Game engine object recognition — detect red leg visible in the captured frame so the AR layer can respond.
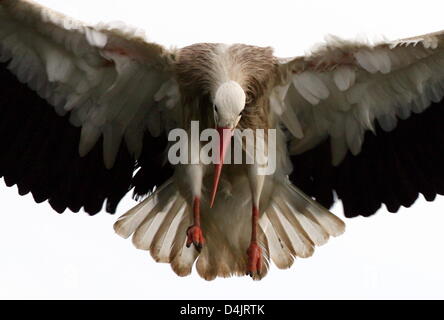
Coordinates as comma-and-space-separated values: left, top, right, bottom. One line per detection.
246, 205, 262, 277
186, 196, 205, 251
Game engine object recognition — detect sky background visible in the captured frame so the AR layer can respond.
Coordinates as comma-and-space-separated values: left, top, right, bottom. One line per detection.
1, 0, 444, 299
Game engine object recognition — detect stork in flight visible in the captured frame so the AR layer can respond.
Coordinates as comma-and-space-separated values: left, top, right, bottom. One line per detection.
2, 0, 444, 280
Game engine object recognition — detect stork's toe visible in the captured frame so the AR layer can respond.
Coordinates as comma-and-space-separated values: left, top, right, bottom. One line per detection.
186, 225, 205, 251
246, 242, 262, 278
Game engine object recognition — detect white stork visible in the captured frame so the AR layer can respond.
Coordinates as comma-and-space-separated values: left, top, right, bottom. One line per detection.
1, 0, 444, 280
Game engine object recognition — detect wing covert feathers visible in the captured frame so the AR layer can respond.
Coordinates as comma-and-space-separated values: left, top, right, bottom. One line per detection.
275, 31, 444, 217
0, 0, 175, 169
275, 31, 444, 165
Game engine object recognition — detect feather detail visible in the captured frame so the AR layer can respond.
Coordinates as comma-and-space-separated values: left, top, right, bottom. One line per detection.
259, 181, 345, 269
259, 214, 294, 269
114, 180, 173, 238
270, 200, 314, 257
0, 0, 174, 169
333, 66, 356, 91
114, 180, 200, 274
292, 71, 329, 105
279, 31, 444, 167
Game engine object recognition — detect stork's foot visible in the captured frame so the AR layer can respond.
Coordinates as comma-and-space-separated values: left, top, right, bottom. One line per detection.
246, 242, 262, 277
186, 225, 205, 251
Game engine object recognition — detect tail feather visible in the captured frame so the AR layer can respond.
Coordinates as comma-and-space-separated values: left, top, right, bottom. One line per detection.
112, 198, 154, 239
259, 213, 296, 269
270, 201, 315, 257
169, 219, 199, 277
282, 198, 330, 246
113, 178, 345, 280
284, 184, 345, 237
114, 179, 199, 274
256, 227, 271, 278
257, 182, 345, 271
150, 201, 187, 262
113, 181, 172, 238
132, 200, 173, 250
308, 205, 346, 237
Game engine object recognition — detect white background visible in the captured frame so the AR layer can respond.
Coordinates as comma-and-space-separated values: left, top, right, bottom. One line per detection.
1, 0, 444, 299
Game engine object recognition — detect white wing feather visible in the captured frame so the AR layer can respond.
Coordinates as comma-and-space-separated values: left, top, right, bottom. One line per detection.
274, 31, 444, 165
0, 0, 179, 168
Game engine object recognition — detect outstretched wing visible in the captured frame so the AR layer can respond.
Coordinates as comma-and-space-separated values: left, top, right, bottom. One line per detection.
0, 0, 179, 214
273, 30, 444, 217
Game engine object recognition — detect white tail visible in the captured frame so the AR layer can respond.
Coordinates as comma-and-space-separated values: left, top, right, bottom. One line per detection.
114, 180, 198, 276
113, 179, 345, 280
257, 182, 345, 274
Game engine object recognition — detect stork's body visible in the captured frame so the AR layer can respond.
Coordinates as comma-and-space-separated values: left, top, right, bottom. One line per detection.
114, 43, 344, 279
172, 43, 278, 277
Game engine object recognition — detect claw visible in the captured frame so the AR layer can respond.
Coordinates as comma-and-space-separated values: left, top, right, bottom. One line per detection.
246, 242, 262, 278
186, 225, 205, 252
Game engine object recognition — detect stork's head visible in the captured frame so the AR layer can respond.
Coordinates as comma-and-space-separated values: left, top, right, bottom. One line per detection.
213, 80, 246, 129
210, 81, 246, 207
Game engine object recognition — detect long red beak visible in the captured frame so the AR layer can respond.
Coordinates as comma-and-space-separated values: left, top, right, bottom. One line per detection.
209, 127, 233, 208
